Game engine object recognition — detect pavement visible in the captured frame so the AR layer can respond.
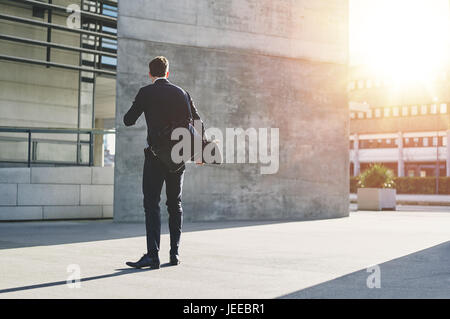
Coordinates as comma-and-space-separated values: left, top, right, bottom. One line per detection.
0, 210, 449, 298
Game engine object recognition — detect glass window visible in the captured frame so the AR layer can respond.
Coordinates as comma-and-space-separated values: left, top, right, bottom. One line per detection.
443, 137, 447, 146
404, 137, 410, 146
350, 112, 356, 119
33, 6, 45, 18
393, 107, 399, 116
366, 79, 372, 88
423, 137, 429, 147
440, 103, 447, 114
366, 109, 373, 118
375, 108, 381, 117
384, 107, 390, 117
402, 106, 408, 116
348, 81, 355, 90
357, 112, 364, 119
421, 105, 427, 115
430, 104, 437, 114
411, 105, 418, 115
420, 170, 426, 177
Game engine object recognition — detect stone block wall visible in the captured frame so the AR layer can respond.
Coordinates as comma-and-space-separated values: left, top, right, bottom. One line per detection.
0, 167, 113, 221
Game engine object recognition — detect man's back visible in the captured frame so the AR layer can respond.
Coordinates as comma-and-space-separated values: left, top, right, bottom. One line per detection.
123, 78, 203, 146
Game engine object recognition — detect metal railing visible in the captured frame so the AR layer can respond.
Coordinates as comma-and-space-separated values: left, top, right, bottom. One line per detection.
0, 0, 118, 75
0, 126, 115, 167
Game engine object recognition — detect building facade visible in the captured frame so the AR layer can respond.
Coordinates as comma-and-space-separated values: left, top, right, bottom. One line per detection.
0, 0, 117, 221
348, 65, 450, 177
0, 0, 117, 167
1, 0, 351, 222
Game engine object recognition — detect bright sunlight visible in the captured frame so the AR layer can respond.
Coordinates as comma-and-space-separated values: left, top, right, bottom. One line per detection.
350, 0, 450, 86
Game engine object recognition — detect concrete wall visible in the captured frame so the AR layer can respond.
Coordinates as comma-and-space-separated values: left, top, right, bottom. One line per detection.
0, 167, 113, 221
115, 0, 349, 222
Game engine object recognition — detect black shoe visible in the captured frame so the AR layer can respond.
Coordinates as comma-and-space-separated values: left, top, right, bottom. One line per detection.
126, 254, 160, 269
170, 254, 180, 266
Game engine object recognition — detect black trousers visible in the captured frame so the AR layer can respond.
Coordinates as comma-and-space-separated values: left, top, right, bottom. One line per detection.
143, 147, 185, 258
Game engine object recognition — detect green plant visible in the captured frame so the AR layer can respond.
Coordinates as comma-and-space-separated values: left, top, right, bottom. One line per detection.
394, 177, 450, 194
357, 164, 395, 189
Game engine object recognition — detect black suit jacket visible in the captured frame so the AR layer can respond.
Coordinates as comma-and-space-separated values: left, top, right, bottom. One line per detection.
123, 78, 204, 147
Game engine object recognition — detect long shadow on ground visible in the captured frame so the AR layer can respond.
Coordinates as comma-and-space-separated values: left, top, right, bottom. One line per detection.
278, 241, 450, 299
0, 264, 174, 294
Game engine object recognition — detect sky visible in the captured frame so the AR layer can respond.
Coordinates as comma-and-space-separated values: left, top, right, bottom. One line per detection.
349, 0, 450, 72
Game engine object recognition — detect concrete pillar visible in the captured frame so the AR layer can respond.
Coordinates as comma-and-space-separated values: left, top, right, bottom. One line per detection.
446, 130, 450, 177
94, 118, 104, 167
353, 134, 360, 176
397, 131, 404, 177
114, 0, 349, 222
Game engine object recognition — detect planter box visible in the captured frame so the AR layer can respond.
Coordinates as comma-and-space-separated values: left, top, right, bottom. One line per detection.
357, 188, 396, 211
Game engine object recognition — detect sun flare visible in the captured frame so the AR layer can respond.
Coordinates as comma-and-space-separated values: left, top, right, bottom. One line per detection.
350, 0, 450, 86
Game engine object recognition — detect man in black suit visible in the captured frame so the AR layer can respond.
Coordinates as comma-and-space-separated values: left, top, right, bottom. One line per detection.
123, 56, 204, 269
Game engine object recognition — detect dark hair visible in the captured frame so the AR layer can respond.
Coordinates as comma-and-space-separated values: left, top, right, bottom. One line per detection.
149, 56, 169, 77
